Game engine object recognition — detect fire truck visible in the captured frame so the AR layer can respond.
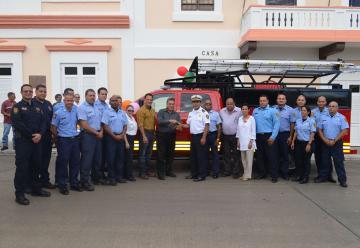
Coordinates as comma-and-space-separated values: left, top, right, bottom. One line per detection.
135, 57, 359, 156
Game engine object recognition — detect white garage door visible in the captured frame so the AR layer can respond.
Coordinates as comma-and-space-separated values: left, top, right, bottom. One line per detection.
61, 63, 98, 99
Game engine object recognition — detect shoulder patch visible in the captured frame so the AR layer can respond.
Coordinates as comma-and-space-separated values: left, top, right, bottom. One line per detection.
202, 109, 205, 113
206, 114, 209, 119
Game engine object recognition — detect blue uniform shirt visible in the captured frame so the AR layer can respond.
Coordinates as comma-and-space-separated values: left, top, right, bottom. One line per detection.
295, 117, 316, 141
208, 110, 221, 132
101, 107, 128, 134
292, 107, 302, 121
95, 99, 109, 118
51, 106, 78, 137
253, 105, 280, 140
78, 101, 102, 131
311, 107, 329, 126
318, 112, 349, 140
274, 105, 296, 132
53, 102, 64, 113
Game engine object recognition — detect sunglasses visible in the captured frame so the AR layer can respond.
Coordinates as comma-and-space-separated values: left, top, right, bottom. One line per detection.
127, 109, 134, 112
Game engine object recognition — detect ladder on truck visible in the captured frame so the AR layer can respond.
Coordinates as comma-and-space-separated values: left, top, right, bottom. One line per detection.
164, 56, 360, 89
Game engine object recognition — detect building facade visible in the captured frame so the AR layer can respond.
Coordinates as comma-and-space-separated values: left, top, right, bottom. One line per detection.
0, 0, 360, 145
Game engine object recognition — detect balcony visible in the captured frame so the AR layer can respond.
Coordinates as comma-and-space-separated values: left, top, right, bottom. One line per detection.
239, 5, 360, 59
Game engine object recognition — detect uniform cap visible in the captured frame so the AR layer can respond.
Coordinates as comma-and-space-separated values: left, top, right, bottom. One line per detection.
191, 95, 202, 101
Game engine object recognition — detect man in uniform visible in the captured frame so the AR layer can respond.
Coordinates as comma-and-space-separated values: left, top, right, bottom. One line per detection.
51, 93, 81, 195
102, 95, 128, 185
32, 84, 56, 189
53, 88, 75, 113
78, 89, 103, 191
11, 84, 51, 205
95, 87, 109, 182
311, 96, 335, 182
219, 97, 242, 178
274, 93, 295, 180
204, 98, 222, 179
183, 95, 210, 182
253, 95, 280, 183
136, 93, 156, 179
156, 97, 182, 180
316, 101, 349, 187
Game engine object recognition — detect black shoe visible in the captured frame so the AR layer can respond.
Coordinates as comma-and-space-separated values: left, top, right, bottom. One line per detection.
81, 183, 95, 191
193, 177, 206, 182
339, 182, 348, 188
99, 178, 110, 185
42, 182, 56, 189
139, 175, 149, 180
185, 175, 196, 179
328, 177, 337, 183
281, 176, 290, 181
233, 174, 240, 179
255, 175, 266, 180
1, 146, 8, 151
24, 188, 32, 194
221, 173, 230, 177
70, 185, 83, 192
127, 177, 136, 182
271, 178, 278, 183
299, 178, 309, 184
108, 180, 117, 186
117, 179, 127, 183
166, 172, 176, 177
158, 176, 165, 180
59, 188, 69, 195
314, 178, 327, 183
31, 189, 51, 197
212, 174, 219, 179
15, 195, 30, 205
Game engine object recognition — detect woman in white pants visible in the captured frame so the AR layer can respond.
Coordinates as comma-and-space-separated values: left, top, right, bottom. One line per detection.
236, 103, 256, 181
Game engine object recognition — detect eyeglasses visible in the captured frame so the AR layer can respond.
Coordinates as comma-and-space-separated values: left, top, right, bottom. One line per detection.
127, 110, 134, 112
22, 90, 32, 93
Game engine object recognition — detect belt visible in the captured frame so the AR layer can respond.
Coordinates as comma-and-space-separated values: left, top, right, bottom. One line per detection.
279, 131, 290, 133
209, 131, 218, 134
144, 129, 155, 133
257, 132, 272, 135
58, 136, 78, 139
191, 133, 203, 136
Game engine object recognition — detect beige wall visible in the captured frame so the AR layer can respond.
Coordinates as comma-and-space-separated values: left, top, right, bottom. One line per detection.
4, 38, 122, 100
42, 1, 121, 12
134, 59, 192, 99
145, 0, 243, 30
305, 0, 343, 6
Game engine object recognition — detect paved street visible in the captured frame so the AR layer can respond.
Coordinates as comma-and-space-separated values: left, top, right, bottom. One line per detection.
0, 155, 359, 248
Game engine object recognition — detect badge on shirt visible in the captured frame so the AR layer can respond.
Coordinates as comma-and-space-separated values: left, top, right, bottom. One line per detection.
13, 107, 19, 114
36, 107, 41, 113
21, 107, 27, 111
48, 106, 52, 111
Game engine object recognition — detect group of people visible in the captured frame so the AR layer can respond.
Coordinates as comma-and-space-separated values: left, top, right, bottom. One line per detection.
2, 83, 349, 206
185, 93, 349, 188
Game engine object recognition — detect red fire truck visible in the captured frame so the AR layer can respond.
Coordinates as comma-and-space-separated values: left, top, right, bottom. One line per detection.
135, 57, 358, 156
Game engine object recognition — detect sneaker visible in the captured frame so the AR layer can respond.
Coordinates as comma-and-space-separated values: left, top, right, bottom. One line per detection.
1, 146, 8, 151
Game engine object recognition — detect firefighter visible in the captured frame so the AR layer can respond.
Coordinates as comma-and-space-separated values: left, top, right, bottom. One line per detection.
183, 95, 210, 182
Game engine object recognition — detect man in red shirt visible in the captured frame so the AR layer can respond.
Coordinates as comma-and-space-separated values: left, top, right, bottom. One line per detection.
1, 92, 16, 151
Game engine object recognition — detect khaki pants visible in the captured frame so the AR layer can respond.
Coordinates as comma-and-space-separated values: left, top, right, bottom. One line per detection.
240, 150, 254, 179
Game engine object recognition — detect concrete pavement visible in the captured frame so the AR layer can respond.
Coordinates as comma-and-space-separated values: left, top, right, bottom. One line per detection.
0, 156, 359, 248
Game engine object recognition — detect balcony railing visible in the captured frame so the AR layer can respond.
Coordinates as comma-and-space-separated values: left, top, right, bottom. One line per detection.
241, 5, 360, 36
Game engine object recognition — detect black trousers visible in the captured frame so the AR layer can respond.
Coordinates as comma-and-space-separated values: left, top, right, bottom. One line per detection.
39, 130, 52, 184
294, 140, 312, 180
14, 138, 42, 196
222, 134, 241, 176
190, 133, 208, 178
276, 131, 290, 178
256, 133, 278, 179
125, 134, 135, 179
156, 132, 176, 177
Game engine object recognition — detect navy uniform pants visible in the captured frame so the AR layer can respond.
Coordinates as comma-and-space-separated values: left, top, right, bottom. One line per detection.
105, 135, 125, 181
125, 134, 135, 179
207, 131, 220, 175
55, 136, 80, 189
190, 133, 208, 178
156, 131, 176, 177
320, 140, 347, 183
314, 134, 333, 178
222, 134, 241, 176
256, 133, 278, 179
14, 138, 42, 197
39, 130, 52, 185
276, 131, 290, 178
80, 132, 102, 185
294, 140, 312, 180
